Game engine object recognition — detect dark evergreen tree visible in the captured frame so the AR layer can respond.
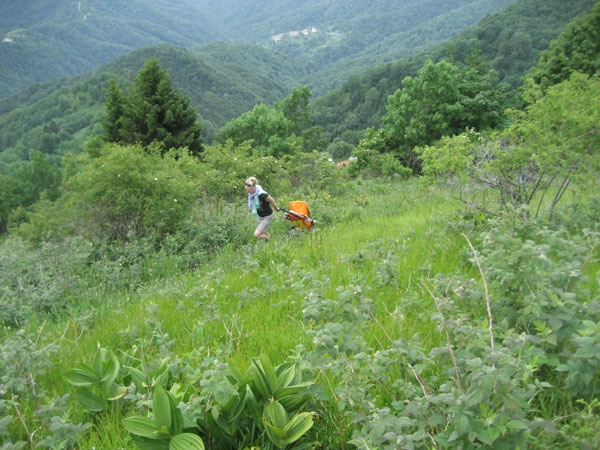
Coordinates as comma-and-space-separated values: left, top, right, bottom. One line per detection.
102, 79, 126, 143
103, 59, 203, 156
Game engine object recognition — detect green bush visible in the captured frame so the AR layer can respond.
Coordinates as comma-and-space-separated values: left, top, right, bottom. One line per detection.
284, 151, 350, 196
0, 236, 92, 326
199, 141, 288, 202
161, 201, 253, 268
350, 141, 412, 178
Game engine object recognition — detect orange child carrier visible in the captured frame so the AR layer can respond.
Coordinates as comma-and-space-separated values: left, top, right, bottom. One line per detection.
282, 201, 314, 231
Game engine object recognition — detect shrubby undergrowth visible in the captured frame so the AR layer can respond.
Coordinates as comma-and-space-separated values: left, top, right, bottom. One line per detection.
1, 178, 599, 448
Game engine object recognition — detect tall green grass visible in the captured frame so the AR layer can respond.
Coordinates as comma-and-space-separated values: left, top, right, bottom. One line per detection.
28, 179, 466, 447
11, 177, 598, 448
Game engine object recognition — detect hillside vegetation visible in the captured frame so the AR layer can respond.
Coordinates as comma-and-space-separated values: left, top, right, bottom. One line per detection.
0, 0, 222, 98
1, 2, 599, 449
226, 0, 516, 95
0, 43, 301, 171
0, 0, 513, 99
1, 0, 594, 177
311, 0, 598, 143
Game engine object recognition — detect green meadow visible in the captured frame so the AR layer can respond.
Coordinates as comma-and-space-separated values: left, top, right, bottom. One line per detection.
3, 176, 598, 449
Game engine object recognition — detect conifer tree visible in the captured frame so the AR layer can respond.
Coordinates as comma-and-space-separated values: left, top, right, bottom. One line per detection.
103, 79, 126, 143
102, 59, 203, 156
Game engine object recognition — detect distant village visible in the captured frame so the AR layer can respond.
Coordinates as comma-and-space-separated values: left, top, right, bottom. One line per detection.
270, 26, 319, 42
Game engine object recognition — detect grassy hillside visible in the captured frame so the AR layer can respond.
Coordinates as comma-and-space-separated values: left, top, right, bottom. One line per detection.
2, 176, 599, 448
0, 180, 471, 448
51, 180, 463, 448
1, 1, 599, 446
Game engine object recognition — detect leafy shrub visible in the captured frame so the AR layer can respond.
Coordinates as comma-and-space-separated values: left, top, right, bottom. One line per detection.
0, 236, 92, 327
350, 142, 412, 178
552, 195, 600, 234
122, 385, 205, 450
61, 143, 203, 241
284, 151, 350, 196
1, 330, 89, 448
64, 346, 128, 413
161, 201, 253, 268
417, 73, 600, 220
63, 345, 317, 450
471, 217, 600, 399
199, 140, 288, 202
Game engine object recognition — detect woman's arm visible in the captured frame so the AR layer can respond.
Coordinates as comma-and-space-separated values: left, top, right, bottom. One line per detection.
266, 195, 280, 211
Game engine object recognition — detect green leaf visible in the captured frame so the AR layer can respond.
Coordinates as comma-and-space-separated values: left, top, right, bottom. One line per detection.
131, 435, 170, 450
101, 350, 121, 389
264, 420, 286, 442
476, 429, 495, 446
152, 385, 172, 432
507, 420, 528, 430
250, 359, 270, 400
276, 363, 296, 388
227, 363, 244, 384
245, 385, 262, 422
168, 387, 183, 435
230, 391, 247, 421
277, 393, 308, 412
93, 347, 104, 377
107, 385, 129, 401
275, 382, 312, 399
123, 416, 168, 439
76, 388, 106, 412
264, 400, 288, 430
64, 367, 98, 387
126, 366, 147, 391
260, 354, 279, 394
282, 412, 314, 445
169, 433, 205, 450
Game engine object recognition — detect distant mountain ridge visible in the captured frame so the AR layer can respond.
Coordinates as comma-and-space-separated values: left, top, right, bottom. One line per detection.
0, 0, 221, 98
1, 0, 597, 168
1, 0, 515, 99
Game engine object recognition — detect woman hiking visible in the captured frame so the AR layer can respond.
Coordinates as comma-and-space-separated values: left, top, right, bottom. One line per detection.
244, 177, 280, 242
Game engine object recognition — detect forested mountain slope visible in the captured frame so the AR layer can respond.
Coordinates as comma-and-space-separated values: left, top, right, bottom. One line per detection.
1, 0, 596, 170
0, 0, 221, 98
260, 0, 516, 95
311, 0, 598, 142
0, 43, 301, 170
1, 0, 513, 99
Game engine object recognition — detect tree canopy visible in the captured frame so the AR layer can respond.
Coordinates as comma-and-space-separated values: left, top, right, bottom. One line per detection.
355, 56, 505, 171
417, 72, 600, 218
528, 2, 600, 92
102, 59, 204, 156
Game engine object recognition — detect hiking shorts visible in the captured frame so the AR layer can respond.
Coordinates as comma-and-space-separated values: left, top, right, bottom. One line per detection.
256, 213, 274, 233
